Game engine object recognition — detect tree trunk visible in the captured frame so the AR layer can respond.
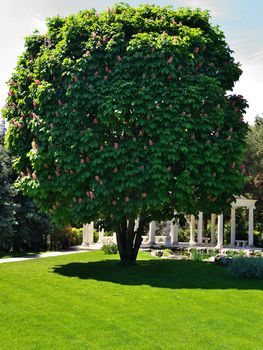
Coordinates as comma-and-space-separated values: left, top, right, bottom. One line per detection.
116, 211, 146, 264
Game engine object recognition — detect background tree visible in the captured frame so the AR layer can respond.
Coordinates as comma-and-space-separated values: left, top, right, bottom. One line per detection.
0, 119, 52, 252
2, 4, 248, 263
0, 136, 17, 249
244, 116, 263, 237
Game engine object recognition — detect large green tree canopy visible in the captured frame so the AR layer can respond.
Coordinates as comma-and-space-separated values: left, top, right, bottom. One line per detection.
3, 4, 248, 262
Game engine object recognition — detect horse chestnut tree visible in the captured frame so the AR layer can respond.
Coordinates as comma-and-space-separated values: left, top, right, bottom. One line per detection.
3, 4, 248, 263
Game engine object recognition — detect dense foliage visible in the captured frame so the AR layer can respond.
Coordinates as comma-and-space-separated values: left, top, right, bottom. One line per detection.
244, 116, 263, 233
0, 126, 52, 252
0, 138, 17, 248
2, 4, 248, 262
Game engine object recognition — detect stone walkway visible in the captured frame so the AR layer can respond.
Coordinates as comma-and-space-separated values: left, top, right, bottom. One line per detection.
0, 244, 102, 264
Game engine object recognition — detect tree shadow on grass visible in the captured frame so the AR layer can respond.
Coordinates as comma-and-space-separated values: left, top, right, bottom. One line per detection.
52, 259, 263, 290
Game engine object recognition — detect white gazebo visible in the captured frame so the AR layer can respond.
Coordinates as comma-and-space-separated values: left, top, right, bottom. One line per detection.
82, 196, 257, 249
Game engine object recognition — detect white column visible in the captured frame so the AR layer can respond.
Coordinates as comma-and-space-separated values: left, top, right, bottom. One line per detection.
197, 212, 203, 244
98, 228, 104, 244
230, 207, 236, 246
89, 221, 94, 244
82, 222, 94, 245
171, 222, 179, 246
134, 217, 140, 231
148, 221, 156, 245
248, 206, 254, 247
82, 223, 89, 245
216, 214, 224, 248
112, 232, 117, 244
165, 221, 172, 247
189, 215, 196, 245
211, 214, 216, 246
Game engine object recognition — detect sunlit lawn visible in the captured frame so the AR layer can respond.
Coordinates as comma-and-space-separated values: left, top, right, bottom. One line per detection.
0, 250, 262, 350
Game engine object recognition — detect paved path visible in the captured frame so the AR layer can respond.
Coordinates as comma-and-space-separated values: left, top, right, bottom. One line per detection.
0, 244, 102, 264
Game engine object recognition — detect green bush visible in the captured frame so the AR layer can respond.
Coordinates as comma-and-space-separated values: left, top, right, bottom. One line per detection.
191, 250, 204, 261
50, 226, 83, 250
102, 243, 118, 255
228, 257, 263, 279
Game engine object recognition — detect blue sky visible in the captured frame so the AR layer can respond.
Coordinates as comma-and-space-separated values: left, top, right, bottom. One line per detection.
1, 0, 262, 124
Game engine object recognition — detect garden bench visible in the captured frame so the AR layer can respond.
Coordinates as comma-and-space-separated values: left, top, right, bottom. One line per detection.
202, 237, 210, 245
235, 240, 248, 248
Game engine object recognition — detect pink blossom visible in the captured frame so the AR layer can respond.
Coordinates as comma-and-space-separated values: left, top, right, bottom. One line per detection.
173, 36, 178, 43
80, 158, 85, 164
93, 118, 98, 124
138, 130, 143, 136
91, 32, 97, 39
104, 75, 108, 81
112, 200, 117, 206
167, 166, 172, 172
33, 100, 37, 107
114, 143, 118, 150
142, 192, 147, 198
32, 173, 37, 180
194, 47, 200, 54
95, 175, 100, 182
20, 171, 25, 178
117, 55, 122, 62
78, 198, 83, 203
149, 139, 153, 146
140, 165, 144, 170
50, 123, 54, 129
35, 80, 41, 85
125, 196, 129, 202
55, 111, 59, 117
167, 56, 173, 64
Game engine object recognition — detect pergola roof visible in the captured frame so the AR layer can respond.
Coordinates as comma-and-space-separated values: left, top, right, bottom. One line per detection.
232, 195, 257, 209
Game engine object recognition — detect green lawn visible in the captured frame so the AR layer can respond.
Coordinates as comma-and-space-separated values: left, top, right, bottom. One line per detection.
0, 251, 263, 350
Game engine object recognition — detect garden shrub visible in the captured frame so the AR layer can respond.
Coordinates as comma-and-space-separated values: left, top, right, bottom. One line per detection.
102, 243, 118, 255
228, 257, 263, 279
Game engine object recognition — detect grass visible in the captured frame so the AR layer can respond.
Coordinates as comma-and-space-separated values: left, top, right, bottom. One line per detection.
0, 250, 263, 350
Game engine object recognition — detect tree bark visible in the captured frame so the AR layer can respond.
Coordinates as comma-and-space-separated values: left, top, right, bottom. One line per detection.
116, 210, 146, 264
